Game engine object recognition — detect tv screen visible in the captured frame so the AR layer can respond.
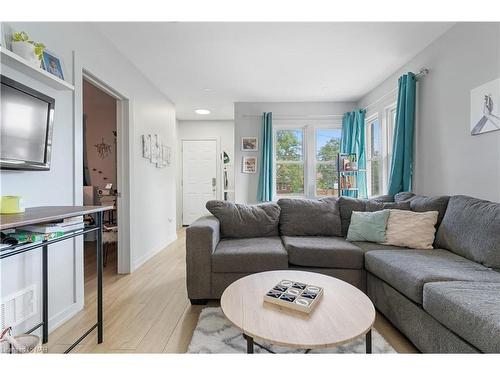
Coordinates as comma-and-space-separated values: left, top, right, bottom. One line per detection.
1, 75, 55, 170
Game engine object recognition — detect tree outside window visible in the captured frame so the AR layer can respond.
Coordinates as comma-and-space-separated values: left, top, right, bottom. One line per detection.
275, 129, 304, 195
316, 129, 341, 196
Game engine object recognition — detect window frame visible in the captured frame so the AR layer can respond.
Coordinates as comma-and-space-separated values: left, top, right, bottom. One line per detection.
272, 121, 342, 200
273, 126, 307, 199
313, 127, 342, 197
365, 113, 382, 198
384, 103, 397, 190
363, 102, 398, 198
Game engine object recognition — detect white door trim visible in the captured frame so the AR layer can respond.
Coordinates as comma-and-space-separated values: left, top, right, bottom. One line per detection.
80, 68, 132, 275
179, 137, 221, 225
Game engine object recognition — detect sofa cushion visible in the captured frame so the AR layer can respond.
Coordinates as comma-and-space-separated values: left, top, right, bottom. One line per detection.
282, 236, 364, 269
423, 281, 500, 353
365, 249, 500, 304
371, 194, 395, 203
277, 197, 342, 237
212, 237, 288, 273
352, 241, 410, 252
206, 200, 280, 238
435, 195, 500, 269
394, 192, 416, 202
339, 197, 367, 237
394, 192, 450, 227
365, 200, 410, 212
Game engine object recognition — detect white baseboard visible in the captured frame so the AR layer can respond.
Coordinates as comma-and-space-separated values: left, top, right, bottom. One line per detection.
48, 301, 84, 333
132, 233, 178, 271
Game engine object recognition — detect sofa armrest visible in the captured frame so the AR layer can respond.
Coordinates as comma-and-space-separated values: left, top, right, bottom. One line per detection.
186, 215, 220, 299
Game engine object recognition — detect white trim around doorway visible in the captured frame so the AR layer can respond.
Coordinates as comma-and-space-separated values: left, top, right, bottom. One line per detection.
72, 52, 133, 276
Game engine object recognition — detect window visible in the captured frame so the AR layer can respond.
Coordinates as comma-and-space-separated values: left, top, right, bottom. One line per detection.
366, 116, 382, 197
273, 124, 342, 199
275, 129, 305, 196
386, 105, 397, 173
315, 129, 341, 196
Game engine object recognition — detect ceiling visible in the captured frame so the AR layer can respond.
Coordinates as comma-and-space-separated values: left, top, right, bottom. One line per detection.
97, 22, 454, 120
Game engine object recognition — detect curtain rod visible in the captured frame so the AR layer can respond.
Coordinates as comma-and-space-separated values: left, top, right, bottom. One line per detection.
362, 68, 429, 111
241, 68, 430, 118
241, 114, 344, 119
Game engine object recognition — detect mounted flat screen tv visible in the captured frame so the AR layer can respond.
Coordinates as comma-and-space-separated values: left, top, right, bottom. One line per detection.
1, 75, 55, 170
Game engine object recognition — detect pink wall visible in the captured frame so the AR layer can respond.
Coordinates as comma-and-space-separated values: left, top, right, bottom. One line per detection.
83, 80, 117, 190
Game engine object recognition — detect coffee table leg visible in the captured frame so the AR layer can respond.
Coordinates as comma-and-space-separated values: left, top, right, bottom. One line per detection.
243, 334, 254, 354
366, 330, 372, 354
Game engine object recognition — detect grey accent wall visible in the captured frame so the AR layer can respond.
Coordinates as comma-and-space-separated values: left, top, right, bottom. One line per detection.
234, 102, 355, 203
357, 22, 500, 202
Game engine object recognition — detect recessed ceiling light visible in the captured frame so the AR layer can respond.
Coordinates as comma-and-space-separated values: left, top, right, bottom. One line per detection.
203, 88, 213, 92
195, 109, 211, 115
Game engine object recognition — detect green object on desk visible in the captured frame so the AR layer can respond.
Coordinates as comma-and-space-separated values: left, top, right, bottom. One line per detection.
10, 230, 65, 243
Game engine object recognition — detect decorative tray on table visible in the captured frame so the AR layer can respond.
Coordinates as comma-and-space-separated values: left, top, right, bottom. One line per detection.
263, 280, 323, 313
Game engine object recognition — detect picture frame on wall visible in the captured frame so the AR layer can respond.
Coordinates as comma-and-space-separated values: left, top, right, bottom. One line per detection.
156, 143, 164, 168
242, 156, 257, 174
151, 134, 160, 163
142, 134, 151, 159
41, 50, 65, 80
470, 77, 500, 136
163, 145, 171, 166
241, 137, 258, 151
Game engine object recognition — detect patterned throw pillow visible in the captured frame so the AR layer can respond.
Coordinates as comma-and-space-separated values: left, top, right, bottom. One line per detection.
383, 209, 439, 249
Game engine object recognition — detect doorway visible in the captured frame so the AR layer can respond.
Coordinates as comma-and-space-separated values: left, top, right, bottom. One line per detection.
82, 79, 119, 280
182, 139, 218, 225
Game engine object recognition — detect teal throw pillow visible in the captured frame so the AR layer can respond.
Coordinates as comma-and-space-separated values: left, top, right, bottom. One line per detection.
346, 210, 390, 243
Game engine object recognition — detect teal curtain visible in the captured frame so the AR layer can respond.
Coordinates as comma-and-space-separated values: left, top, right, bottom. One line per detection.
341, 110, 367, 198
257, 112, 273, 201
388, 73, 416, 195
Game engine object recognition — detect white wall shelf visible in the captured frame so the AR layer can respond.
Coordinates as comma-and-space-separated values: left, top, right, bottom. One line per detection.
1, 47, 74, 91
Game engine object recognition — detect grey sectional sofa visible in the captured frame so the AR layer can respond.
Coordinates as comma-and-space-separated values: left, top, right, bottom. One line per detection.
185, 193, 500, 353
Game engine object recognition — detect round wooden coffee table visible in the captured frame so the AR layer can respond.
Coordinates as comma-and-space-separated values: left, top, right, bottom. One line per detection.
220, 270, 375, 353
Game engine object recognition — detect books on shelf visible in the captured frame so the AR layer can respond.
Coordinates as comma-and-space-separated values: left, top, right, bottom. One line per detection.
20, 216, 84, 234
339, 153, 358, 172
339, 174, 358, 190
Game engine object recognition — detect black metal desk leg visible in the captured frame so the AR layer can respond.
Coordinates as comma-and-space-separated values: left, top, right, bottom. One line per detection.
243, 334, 254, 354
96, 211, 104, 344
366, 329, 372, 354
42, 242, 48, 344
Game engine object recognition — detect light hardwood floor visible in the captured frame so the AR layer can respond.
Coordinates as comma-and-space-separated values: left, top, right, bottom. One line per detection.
46, 228, 418, 353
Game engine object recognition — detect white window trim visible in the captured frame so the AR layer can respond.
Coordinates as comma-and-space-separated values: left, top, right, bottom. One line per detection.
313, 127, 342, 197
384, 103, 397, 193
273, 121, 341, 200
365, 113, 379, 198
364, 102, 398, 198
273, 125, 307, 200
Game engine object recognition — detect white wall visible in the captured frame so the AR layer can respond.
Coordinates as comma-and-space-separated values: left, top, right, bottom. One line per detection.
357, 22, 500, 202
234, 102, 355, 203
0, 22, 177, 335
176, 120, 234, 225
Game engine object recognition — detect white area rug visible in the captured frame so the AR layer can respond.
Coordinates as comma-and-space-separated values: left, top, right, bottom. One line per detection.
187, 307, 396, 354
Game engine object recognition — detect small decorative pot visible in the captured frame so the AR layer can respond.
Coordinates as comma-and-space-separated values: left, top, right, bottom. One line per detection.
11, 41, 41, 68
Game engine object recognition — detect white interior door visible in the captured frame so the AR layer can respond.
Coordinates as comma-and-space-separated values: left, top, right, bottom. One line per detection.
182, 139, 218, 225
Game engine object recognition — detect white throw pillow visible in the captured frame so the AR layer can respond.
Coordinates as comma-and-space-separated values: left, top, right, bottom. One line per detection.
383, 209, 439, 249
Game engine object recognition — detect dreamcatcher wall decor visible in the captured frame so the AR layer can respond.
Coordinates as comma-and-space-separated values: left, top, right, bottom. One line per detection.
95, 137, 112, 158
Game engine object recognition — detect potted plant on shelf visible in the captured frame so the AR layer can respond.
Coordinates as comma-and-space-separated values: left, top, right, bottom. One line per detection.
10, 31, 45, 68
